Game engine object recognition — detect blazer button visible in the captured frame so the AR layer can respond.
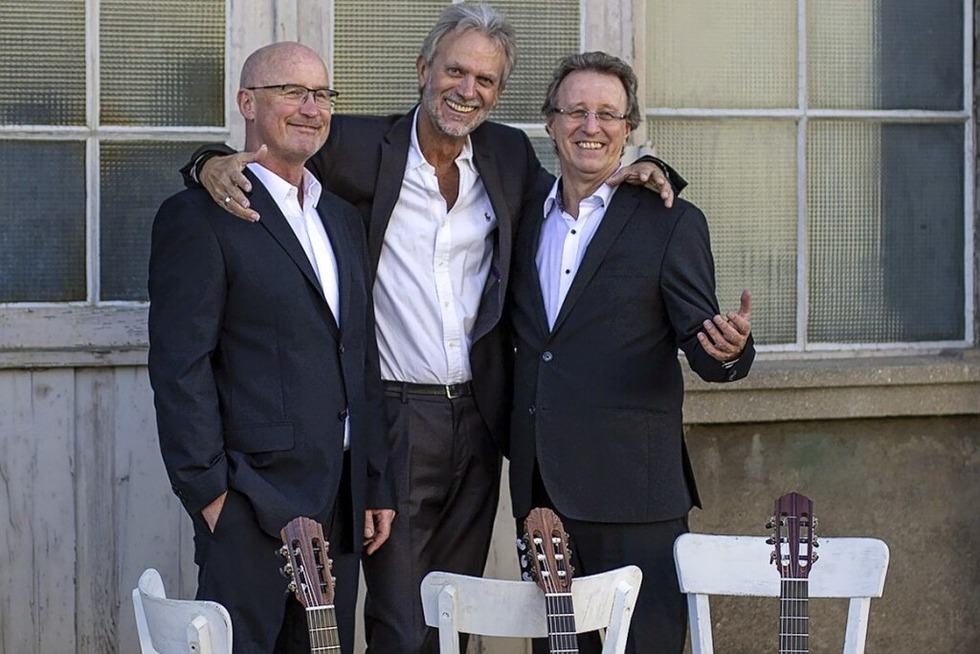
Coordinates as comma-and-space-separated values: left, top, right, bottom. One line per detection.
528, 405, 536, 415
339, 344, 346, 354
338, 408, 349, 421
541, 351, 553, 362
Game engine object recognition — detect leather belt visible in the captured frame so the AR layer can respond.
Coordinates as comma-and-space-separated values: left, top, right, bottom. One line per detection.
383, 380, 474, 399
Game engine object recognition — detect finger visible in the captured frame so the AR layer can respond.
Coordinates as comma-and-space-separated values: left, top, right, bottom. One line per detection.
697, 331, 730, 362
738, 289, 753, 318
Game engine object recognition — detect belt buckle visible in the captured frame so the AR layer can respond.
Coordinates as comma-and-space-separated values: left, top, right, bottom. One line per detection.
445, 383, 461, 400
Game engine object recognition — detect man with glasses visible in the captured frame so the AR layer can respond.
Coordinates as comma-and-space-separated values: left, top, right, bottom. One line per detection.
148, 42, 394, 654
507, 52, 754, 653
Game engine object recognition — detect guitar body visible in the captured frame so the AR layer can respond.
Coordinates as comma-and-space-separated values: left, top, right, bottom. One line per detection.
767, 492, 818, 654
280, 516, 341, 653
522, 507, 579, 654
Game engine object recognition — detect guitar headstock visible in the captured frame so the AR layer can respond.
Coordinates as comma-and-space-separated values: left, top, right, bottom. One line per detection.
519, 507, 574, 594
767, 492, 818, 579
279, 516, 335, 608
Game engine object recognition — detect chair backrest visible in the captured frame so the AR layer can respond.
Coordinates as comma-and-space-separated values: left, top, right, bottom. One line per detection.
132, 568, 233, 654
673, 534, 889, 654
420, 565, 641, 654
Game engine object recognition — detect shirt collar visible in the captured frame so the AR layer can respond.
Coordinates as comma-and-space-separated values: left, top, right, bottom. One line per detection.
247, 162, 322, 208
408, 106, 475, 171
543, 167, 620, 217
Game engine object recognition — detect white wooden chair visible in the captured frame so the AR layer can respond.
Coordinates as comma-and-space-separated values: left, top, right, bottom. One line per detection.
420, 565, 641, 654
132, 568, 233, 654
673, 534, 889, 654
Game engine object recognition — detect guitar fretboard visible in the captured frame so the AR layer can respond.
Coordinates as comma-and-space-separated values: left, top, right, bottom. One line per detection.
307, 605, 341, 653
778, 578, 809, 654
545, 592, 578, 654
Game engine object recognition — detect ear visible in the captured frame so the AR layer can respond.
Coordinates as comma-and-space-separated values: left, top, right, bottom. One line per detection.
416, 55, 428, 92
545, 115, 555, 139
237, 89, 255, 121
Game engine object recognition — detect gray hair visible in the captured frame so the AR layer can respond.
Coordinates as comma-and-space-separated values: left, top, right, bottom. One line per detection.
419, 3, 517, 88
541, 52, 641, 130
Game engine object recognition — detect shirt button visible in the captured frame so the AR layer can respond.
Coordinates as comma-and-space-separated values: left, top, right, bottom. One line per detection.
542, 351, 553, 362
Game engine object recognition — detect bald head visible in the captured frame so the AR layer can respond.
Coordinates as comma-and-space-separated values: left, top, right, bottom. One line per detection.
240, 42, 327, 88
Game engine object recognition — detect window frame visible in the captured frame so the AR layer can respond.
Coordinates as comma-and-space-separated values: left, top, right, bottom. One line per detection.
643, 0, 975, 352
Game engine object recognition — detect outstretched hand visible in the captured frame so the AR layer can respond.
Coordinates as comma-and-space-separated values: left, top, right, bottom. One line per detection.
606, 161, 674, 208
698, 290, 753, 363
200, 144, 268, 222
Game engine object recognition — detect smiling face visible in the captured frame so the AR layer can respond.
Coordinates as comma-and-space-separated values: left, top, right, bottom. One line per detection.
238, 44, 332, 178
417, 29, 505, 139
546, 69, 632, 187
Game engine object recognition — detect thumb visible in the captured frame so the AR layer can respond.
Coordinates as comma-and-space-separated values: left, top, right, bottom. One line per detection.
739, 289, 753, 318
242, 143, 268, 164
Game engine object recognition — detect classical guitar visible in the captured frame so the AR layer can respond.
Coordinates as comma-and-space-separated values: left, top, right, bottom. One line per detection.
767, 492, 819, 654
520, 507, 578, 654
280, 516, 340, 653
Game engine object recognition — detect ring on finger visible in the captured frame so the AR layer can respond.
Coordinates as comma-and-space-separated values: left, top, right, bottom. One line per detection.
223, 196, 232, 205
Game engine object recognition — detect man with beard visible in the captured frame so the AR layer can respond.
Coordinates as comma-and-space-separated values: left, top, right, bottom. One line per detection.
182, 5, 679, 652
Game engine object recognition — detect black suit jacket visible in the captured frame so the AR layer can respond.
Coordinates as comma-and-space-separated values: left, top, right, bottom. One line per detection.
508, 185, 755, 523
148, 169, 393, 546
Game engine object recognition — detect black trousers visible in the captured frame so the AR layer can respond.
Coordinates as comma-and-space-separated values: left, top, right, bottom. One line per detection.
193, 457, 358, 654
524, 465, 689, 654
362, 389, 501, 653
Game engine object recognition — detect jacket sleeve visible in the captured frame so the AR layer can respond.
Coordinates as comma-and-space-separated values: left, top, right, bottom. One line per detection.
660, 201, 754, 382
147, 194, 229, 516
179, 143, 237, 188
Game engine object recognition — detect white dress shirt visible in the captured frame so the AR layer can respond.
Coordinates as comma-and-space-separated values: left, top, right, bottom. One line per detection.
372, 108, 496, 384
536, 177, 618, 330
247, 162, 349, 447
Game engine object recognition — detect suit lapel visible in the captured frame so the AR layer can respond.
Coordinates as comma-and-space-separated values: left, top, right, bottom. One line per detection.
247, 169, 324, 297
471, 128, 511, 292
367, 111, 414, 270
516, 190, 551, 338
550, 185, 640, 334
314, 195, 348, 340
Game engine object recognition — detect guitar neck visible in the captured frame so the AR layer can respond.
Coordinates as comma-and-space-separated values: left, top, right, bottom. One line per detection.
307, 605, 341, 653
778, 578, 809, 654
544, 592, 579, 654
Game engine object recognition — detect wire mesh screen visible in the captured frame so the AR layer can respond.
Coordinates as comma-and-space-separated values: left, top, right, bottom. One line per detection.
0, 0, 86, 125
646, 0, 797, 109
0, 141, 87, 302
807, 121, 965, 343
332, 0, 578, 122
100, 0, 224, 126
647, 119, 799, 345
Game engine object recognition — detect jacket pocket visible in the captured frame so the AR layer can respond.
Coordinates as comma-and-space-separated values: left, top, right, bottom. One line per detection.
224, 422, 294, 454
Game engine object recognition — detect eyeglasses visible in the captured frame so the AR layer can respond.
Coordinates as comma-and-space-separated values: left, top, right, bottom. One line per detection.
552, 107, 627, 123
247, 84, 339, 110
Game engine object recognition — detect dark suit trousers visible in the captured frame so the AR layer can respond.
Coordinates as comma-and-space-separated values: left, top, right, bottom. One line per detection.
363, 389, 501, 654
194, 459, 359, 654
525, 467, 689, 654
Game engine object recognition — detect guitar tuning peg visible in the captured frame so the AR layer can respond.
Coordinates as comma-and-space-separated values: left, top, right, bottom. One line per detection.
280, 562, 294, 578
812, 517, 819, 529
765, 537, 775, 545
278, 544, 290, 558
812, 537, 820, 547
516, 537, 526, 551
765, 516, 775, 529
287, 580, 298, 593
770, 551, 777, 563
812, 552, 819, 562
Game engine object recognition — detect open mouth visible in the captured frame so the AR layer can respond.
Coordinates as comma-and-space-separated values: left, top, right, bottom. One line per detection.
446, 98, 477, 114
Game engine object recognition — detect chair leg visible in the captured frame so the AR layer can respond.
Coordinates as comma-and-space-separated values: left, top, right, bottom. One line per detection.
688, 594, 714, 654
437, 586, 462, 654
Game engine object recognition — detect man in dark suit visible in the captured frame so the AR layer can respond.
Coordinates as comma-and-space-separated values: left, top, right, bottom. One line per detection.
183, 6, 678, 653
148, 42, 394, 654
508, 52, 755, 654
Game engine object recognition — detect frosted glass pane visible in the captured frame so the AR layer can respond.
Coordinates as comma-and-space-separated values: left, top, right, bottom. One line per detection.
529, 136, 559, 178
647, 120, 798, 345
333, 1, 448, 115
100, 142, 212, 301
809, 0, 963, 110
646, 0, 797, 109
0, 142, 86, 302
100, 0, 224, 126
807, 122, 964, 343
476, 1, 578, 123
0, 0, 86, 125
333, 0, 578, 122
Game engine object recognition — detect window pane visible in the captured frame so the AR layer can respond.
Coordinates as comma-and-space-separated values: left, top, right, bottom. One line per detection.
100, 0, 224, 126
0, 142, 86, 302
529, 135, 559, 177
647, 120, 798, 345
477, 0, 578, 123
0, 0, 86, 125
646, 0, 797, 109
807, 122, 964, 342
808, 0, 963, 110
333, 0, 447, 115
100, 142, 211, 301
